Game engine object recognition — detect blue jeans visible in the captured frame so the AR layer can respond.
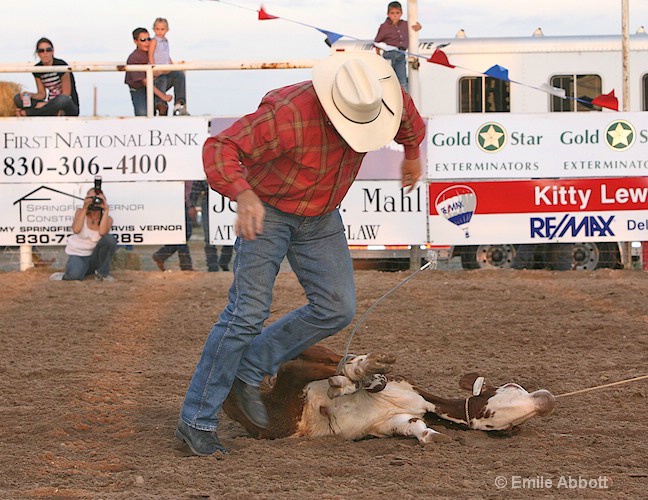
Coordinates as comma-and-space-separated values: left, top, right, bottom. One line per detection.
201, 195, 233, 271
153, 207, 193, 270
383, 50, 407, 88
204, 243, 233, 272
129, 87, 148, 116
180, 204, 356, 431
14, 93, 79, 116
154, 71, 186, 105
63, 234, 117, 280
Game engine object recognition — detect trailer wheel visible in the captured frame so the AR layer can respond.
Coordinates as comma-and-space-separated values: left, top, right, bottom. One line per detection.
573, 242, 623, 270
460, 245, 515, 269
571, 242, 600, 270
568, 242, 621, 270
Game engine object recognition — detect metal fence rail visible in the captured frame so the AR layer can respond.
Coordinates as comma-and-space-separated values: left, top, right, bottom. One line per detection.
0, 60, 318, 117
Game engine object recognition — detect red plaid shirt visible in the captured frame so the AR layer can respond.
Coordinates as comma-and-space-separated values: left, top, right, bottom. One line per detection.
203, 81, 425, 216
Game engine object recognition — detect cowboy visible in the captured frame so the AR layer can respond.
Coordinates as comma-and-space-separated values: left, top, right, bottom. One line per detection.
175, 51, 426, 456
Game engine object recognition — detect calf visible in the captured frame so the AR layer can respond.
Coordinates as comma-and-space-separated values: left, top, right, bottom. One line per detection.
223, 345, 554, 444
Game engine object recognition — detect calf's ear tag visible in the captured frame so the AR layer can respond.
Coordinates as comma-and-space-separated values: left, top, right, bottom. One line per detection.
472, 377, 484, 396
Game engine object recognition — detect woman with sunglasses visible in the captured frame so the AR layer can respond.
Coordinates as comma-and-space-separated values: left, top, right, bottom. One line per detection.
13, 37, 79, 116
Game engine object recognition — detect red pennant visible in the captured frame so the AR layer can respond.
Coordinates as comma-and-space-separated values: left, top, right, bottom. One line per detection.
427, 49, 455, 68
258, 5, 278, 20
591, 90, 619, 111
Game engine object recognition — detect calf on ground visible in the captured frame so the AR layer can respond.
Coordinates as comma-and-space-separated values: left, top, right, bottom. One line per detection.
223, 345, 555, 444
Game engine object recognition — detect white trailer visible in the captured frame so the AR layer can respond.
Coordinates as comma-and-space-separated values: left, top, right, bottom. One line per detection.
334, 33, 648, 269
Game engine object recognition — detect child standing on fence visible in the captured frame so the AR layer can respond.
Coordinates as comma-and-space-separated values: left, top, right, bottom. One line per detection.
374, 1, 422, 89
149, 17, 188, 116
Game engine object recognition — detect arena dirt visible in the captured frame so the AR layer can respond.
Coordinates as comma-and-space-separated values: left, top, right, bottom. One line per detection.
0, 268, 646, 498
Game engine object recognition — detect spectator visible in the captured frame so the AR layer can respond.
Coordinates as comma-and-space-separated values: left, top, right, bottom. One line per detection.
149, 17, 188, 116
49, 186, 116, 281
125, 28, 172, 116
191, 181, 233, 272
152, 181, 195, 271
14, 37, 79, 116
175, 51, 425, 456
374, 1, 422, 88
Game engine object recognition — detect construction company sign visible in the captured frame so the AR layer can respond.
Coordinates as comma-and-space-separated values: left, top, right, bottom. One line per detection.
0, 182, 186, 246
428, 177, 648, 245
1, 117, 208, 183
207, 181, 428, 246
427, 112, 648, 180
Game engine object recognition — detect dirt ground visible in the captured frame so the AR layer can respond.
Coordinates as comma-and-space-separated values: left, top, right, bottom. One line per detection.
1, 266, 647, 499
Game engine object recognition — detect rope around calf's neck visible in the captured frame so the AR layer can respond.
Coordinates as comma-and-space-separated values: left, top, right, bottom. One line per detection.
464, 397, 472, 429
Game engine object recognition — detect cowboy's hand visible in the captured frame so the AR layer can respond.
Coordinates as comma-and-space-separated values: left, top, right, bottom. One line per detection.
235, 189, 265, 240
401, 157, 421, 193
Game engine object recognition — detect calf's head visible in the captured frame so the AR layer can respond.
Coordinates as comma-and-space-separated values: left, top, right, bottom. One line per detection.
460, 374, 555, 431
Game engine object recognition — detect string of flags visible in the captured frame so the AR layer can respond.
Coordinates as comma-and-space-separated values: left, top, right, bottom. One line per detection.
210, 0, 619, 111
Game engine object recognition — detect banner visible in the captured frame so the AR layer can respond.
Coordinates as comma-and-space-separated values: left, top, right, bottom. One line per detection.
0, 117, 209, 183
206, 180, 428, 246
428, 177, 648, 245
427, 113, 648, 180
0, 181, 186, 246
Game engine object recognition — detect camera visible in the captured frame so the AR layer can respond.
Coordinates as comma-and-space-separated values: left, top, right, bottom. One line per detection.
88, 176, 104, 211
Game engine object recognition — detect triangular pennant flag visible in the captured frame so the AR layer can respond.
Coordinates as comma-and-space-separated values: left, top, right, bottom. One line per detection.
427, 48, 455, 68
258, 5, 278, 20
317, 29, 344, 46
484, 64, 509, 81
592, 90, 619, 111
539, 83, 566, 99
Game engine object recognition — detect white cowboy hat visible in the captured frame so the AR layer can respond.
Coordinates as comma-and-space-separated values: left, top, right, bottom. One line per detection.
312, 51, 403, 153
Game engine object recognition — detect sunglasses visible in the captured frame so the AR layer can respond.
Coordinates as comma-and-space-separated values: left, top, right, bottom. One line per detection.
138, 37, 152, 42
37, 47, 53, 53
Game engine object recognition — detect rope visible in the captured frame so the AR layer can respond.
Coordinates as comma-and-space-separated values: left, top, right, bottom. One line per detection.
336, 254, 436, 374
331, 250, 646, 398
555, 374, 648, 398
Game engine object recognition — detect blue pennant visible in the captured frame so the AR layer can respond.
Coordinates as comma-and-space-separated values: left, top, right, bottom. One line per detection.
317, 29, 344, 46
484, 64, 510, 81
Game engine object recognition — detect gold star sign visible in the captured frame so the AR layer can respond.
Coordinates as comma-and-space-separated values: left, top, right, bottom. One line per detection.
607, 123, 633, 147
479, 125, 504, 149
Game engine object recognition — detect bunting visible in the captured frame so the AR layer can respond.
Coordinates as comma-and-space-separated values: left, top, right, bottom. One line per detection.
484, 64, 509, 82
317, 29, 344, 47
592, 90, 619, 111
258, 6, 278, 20
209, 0, 618, 111
427, 48, 455, 68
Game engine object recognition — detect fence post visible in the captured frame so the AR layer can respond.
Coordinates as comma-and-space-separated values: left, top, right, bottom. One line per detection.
409, 245, 421, 270
20, 245, 34, 271
146, 67, 155, 117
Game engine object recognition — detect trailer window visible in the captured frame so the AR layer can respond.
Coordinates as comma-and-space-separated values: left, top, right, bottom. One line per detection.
459, 77, 510, 113
643, 74, 648, 111
550, 74, 602, 112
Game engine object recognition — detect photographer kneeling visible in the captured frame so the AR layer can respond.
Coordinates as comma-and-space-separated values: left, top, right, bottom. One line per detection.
50, 184, 117, 281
